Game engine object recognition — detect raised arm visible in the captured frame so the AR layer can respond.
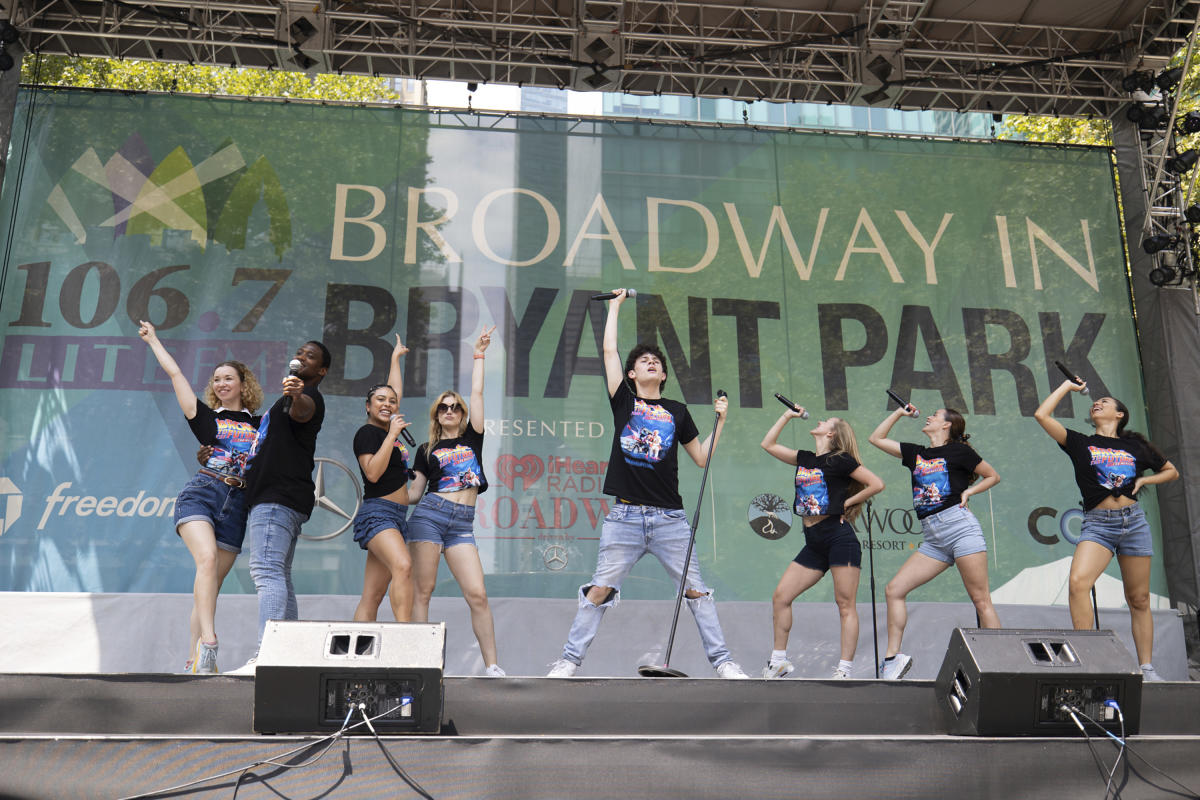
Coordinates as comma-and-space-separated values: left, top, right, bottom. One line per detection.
1033, 380, 1080, 445
138, 321, 198, 418
960, 460, 1000, 508
761, 409, 806, 465
468, 325, 495, 434
602, 289, 630, 397
387, 334, 409, 400
844, 465, 885, 510
868, 408, 911, 459
682, 394, 728, 468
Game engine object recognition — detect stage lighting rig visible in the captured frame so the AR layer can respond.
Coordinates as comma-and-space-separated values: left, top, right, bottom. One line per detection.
1127, 101, 1169, 129
1122, 70, 1156, 94
1149, 250, 1182, 286
1179, 111, 1200, 134
1156, 66, 1185, 91
0, 20, 18, 71
1142, 233, 1179, 254
1166, 149, 1200, 174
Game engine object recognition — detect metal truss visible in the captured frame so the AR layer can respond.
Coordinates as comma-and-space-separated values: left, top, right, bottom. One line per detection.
2, 0, 1199, 117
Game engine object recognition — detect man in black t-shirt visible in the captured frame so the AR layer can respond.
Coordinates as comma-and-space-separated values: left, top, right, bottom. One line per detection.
547, 290, 748, 679
235, 340, 329, 672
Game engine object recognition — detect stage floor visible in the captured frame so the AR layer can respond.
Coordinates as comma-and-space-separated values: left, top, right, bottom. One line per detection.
2, 673, 1200, 800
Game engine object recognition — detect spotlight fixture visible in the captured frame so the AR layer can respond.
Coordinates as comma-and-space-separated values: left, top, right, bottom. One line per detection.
1142, 233, 1179, 254
1122, 70, 1156, 94
0, 48, 12, 73
1148, 264, 1176, 286
1127, 102, 1168, 129
1186, 204, 1200, 224
1156, 66, 1185, 91
1179, 111, 1200, 134
1166, 150, 1200, 174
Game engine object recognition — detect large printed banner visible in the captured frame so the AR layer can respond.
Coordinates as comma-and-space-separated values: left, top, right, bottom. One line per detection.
0, 89, 1157, 603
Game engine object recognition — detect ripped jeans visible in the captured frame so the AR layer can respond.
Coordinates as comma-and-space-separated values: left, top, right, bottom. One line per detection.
559, 503, 733, 668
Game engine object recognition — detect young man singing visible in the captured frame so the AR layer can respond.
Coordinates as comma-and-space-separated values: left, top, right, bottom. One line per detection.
547, 289, 748, 679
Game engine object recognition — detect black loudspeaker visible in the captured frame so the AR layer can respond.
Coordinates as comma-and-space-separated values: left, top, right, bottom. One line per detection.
934, 628, 1142, 736
253, 621, 446, 735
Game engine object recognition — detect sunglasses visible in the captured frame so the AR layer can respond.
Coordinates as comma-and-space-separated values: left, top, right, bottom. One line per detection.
437, 402, 461, 414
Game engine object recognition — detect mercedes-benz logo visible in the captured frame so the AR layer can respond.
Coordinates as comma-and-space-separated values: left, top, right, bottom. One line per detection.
543, 544, 568, 571
300, 457, 362, 541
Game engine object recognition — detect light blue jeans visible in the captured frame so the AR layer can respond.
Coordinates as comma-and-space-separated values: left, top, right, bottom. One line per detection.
560, 503, 733, 668
247, 502, 309, 645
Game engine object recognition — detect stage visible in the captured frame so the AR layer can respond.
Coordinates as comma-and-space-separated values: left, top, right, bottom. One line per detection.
0, 597, 1195, 799
1, 673, 1199, 799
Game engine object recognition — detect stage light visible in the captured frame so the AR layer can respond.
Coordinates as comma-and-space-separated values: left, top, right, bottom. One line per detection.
0, 20, 19, 45
1127, 102, 1168, 128
1186, 205, 1200, 224
1166, 150, 1200, 174
1180, 111, 1200, 134
1149, 263, 1177, 286
1122, 70, 1156, 94
1142, 233, 1179, 254
0, 48, 12, 73
1156, 66, 1185, 91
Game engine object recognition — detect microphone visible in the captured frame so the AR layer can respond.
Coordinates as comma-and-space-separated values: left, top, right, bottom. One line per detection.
1054, 360, 1090, 396
281, 358, 301, 414
774, 392, 810, 419
886, 388, 919, 418
591, 288, 637, 301
399, 426, 417, 448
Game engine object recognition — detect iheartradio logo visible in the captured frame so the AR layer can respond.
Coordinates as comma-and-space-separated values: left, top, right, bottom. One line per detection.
493, 454, 545, 491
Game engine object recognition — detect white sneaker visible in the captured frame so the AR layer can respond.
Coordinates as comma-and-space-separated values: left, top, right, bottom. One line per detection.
879, 654, 913, 680
546, 659, 577, 677
716, 661, 750, 679
832, 666, 851, 679
228, 657, 257, 676
195, 641, 219, 674
762, 659, 794, 679
485, 664, 507, 677
1141, 664, 1164, 682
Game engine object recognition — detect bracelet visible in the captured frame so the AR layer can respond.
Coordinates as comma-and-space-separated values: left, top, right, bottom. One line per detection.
473, 353, 486, 360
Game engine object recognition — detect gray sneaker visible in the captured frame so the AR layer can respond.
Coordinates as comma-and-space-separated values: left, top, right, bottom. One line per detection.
879, 654, 913, 680
1141, 664, 1164, 682
195, 642, 219, 674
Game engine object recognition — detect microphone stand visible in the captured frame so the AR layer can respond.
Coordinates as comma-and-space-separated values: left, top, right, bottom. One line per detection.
638, 396, 725, 678
865, 498, 880, 678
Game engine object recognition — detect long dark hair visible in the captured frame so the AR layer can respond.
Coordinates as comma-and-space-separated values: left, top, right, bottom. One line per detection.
942, 408, 979, 485
1106, 397, 1167, 462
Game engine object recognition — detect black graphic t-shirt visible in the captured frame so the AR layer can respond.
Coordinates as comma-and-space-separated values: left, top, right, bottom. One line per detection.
1059, 429, 1166, 511
186, 401, 261, 479
414, 424, 488, 495
793, 450, 859, 517
243, 384, 325, 515
602, 381, 699, 510
353, 423, 411, 499
899, 441, 982, 519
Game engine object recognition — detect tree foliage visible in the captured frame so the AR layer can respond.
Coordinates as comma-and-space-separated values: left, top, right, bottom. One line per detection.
20, 54, 401, 102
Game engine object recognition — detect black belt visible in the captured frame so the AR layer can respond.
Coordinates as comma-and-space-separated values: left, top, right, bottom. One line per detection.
199, 468, 246, 489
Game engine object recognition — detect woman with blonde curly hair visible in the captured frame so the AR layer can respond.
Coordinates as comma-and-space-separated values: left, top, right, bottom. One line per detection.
760, 409, 884, 679
405, 326, 504, 676
139, 320, 264, 674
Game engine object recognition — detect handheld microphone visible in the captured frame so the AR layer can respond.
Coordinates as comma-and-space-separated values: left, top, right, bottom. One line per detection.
399, 426, 417, 448
1054, 360, 1090, 395
886, 388, 919, 417
591, 288, 637, 301
774, 392, 809, 419
281, 358, 302, 414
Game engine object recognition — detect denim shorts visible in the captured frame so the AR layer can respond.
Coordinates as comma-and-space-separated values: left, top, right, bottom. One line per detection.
1080, 503, 1154, 557
173, 471, 248, 553
794, 516, 862, 571
352, 497, 409, 550
917, 505, 986, 563
405, 493, 477, 548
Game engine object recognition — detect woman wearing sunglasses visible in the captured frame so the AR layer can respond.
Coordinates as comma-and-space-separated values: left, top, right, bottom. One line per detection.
406, 326, 504, 676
